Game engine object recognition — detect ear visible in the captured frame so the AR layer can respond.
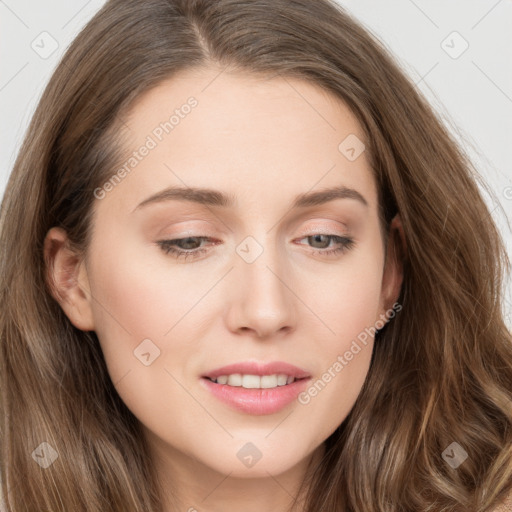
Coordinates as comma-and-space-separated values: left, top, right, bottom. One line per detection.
379, 213, 406, 316
43, 227, 95, 331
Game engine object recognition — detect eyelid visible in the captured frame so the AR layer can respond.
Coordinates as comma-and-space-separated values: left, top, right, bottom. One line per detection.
157, 233, 355, 261
155, 216, 351, 238
294, 222, 350, 237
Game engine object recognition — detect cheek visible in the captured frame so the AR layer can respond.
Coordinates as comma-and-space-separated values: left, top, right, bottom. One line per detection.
85, 240, 191, 381
86, 249, 203, 433
298, 242, 384, 428
315, 238, 384, 344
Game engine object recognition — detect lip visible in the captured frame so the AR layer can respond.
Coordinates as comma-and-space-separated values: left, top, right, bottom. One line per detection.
201, 361, 311, 380
200, 360, 312, 415
200, 376, 311, 415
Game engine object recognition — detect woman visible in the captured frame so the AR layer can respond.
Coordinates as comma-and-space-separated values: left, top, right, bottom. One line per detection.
1, 0, 511, 510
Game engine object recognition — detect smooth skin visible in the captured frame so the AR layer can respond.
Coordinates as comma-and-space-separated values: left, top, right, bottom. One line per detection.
44, 65, 405, 512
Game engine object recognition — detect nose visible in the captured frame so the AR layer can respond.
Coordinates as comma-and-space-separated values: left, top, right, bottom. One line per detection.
224, 239, 297, 340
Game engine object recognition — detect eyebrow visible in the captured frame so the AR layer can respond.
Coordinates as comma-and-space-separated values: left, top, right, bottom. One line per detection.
131, 184, 368, 213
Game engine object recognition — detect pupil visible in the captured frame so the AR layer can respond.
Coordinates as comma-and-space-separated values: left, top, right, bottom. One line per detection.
310, 234, 328, 248
182, 237, 198, 249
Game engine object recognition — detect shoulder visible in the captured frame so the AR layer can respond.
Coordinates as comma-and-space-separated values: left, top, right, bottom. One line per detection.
491, 489, 512, 512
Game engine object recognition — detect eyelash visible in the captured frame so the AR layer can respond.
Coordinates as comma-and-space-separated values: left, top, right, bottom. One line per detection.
157, 234, 355, 261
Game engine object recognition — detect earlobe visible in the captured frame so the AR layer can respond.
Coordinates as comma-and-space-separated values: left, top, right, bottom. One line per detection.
43, 227, 95, 332
380, 213, 406, 316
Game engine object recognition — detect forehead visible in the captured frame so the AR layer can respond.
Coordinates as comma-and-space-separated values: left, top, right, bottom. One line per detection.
96, 66, 378, 218
124, 66, 366, 146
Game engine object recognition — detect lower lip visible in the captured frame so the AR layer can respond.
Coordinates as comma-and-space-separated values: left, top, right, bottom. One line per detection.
200, 377, 311, 415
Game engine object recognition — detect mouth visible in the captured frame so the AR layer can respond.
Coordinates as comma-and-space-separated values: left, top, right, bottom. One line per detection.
199, 361, 311, 415
201, 360, 310, 382
203, 374, 308, 388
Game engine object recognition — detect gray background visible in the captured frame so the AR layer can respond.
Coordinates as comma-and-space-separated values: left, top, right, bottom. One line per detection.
1, 0, 511, 325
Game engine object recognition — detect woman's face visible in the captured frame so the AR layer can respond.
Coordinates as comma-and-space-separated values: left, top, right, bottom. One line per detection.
46, 66, 402, 481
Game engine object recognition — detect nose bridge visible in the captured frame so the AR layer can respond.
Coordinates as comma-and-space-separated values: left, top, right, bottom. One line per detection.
237, 232, 286, 300
229, 230, 297, 336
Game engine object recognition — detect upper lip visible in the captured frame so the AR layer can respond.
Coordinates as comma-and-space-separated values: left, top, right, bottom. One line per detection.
202, 361, 311, 380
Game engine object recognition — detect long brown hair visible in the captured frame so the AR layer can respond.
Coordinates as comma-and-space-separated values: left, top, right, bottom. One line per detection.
1, 0, 511, 510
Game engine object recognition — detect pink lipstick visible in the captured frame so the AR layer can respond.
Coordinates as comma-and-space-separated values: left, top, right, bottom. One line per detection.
200, 361, 311, 415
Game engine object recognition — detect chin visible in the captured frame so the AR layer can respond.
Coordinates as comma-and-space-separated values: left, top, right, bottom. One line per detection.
200, 442, 310, 479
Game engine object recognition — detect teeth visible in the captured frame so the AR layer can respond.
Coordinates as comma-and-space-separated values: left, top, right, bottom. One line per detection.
210, 373, 297, 388
243, 374, 261, 388
228, 374, 242, 386
277, 374, 288, 386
